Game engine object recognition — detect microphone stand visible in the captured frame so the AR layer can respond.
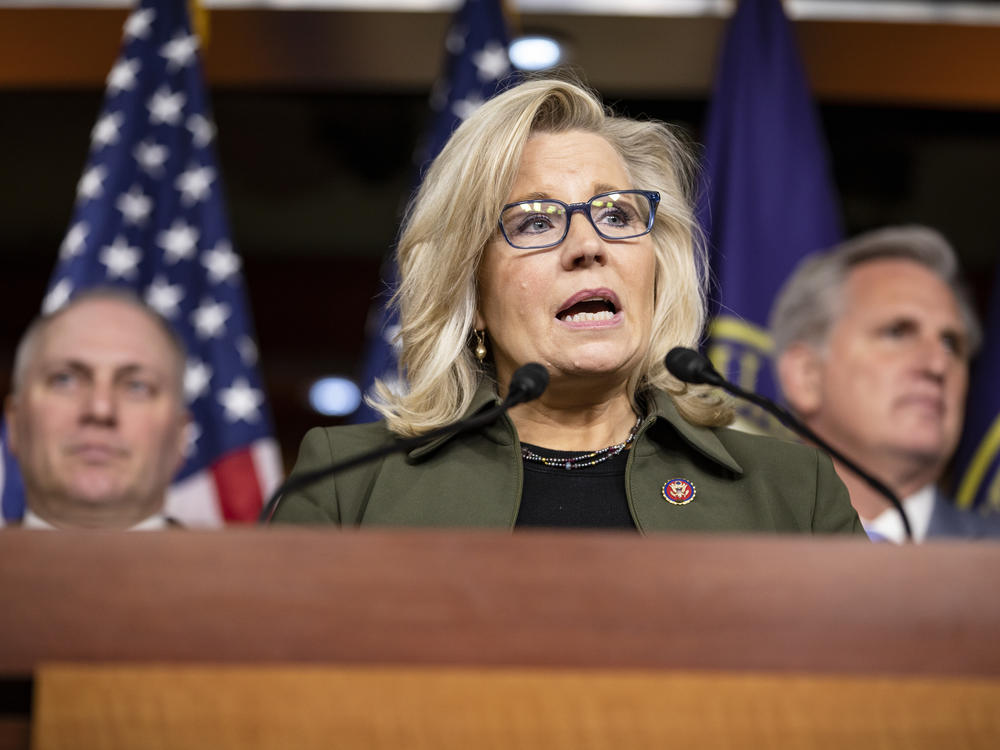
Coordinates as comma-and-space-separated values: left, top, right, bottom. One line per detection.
666, 348, 913, 541
259, 363, 549, 524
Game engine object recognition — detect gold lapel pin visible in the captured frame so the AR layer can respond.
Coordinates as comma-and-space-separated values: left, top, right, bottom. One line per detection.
662, 478, 696, 506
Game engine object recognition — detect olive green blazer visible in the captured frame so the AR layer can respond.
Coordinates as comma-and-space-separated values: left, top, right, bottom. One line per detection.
273, 386, 863, 535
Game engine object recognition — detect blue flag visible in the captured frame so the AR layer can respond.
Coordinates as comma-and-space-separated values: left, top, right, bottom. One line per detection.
953, 264, 1000, 514
0, 423, 25, 522
698, 0, 841, 431
0, 0, 281, 526
353, 0, 515, 423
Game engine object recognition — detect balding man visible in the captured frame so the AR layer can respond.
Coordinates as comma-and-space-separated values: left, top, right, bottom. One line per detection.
770, 226, 1000, 543
5, 289, 190, 529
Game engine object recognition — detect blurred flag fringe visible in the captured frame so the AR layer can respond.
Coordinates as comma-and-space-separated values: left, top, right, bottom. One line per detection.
953, 265, 1000, 514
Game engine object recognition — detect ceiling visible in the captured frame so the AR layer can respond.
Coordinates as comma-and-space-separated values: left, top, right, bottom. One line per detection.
3, 2, 1000, 109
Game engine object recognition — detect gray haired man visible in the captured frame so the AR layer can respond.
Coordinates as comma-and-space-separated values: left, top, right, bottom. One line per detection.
769, 226, 1000, 542
5, 289, 190, 529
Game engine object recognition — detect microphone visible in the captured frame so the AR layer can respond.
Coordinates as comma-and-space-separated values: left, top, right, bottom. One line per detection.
665, 347, 912, 541
259, 362, 550, 523
664, 347, 727, 388
505, 362, 549, 403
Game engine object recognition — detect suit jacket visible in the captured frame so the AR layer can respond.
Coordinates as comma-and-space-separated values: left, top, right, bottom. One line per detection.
928, 490, 1000, 539
274, 385, 864, 535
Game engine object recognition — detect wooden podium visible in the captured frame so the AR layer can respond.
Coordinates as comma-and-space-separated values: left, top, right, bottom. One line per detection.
1, 528, 999, 748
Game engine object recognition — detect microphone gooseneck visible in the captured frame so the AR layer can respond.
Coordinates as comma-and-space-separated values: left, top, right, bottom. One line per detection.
665, 347, 913, 542
259, 362, 550, 523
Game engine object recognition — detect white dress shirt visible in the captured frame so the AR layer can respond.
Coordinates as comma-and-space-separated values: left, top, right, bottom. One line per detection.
861, 484, 934, 544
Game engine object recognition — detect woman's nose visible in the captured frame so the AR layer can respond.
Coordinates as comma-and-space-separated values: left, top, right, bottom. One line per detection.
559, 212, 607, 269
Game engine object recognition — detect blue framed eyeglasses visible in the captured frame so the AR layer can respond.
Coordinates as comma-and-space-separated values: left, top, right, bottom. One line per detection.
498, 189, 660, 250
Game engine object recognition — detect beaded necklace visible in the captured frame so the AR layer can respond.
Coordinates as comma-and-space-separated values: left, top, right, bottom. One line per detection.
520, 417, 642, 471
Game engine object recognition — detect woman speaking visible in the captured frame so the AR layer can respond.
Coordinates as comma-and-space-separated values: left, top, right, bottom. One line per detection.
274, 78, 861, 534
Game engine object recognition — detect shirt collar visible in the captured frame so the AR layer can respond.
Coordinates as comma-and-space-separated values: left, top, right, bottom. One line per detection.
22, 509, 172, 531
862, 484, 935, 544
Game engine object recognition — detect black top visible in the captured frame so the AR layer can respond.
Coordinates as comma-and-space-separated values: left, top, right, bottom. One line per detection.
515, 445, 636, 530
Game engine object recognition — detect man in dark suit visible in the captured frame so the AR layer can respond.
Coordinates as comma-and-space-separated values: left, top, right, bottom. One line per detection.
5, 289, 190, 529
769, 226, 1000, 542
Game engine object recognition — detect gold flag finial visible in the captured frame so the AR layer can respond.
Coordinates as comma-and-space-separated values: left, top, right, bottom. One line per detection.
188, 0, 210, 46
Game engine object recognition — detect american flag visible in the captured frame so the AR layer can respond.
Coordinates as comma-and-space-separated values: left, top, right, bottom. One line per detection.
0, 0, 281, 526
353, 0, 517, 422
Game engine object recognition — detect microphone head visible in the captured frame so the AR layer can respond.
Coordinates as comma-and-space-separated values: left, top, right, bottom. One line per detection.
664, 347, 724, 387
507, 362, 549, 404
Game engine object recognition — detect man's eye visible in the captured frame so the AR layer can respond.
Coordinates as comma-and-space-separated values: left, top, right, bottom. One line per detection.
123, 380, 157, 397
47, 371, 78, 389
941, 332, 965, 357
882, 320, 914, 338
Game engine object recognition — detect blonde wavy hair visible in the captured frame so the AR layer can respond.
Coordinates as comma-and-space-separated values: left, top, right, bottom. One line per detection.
370, 77, 731, 436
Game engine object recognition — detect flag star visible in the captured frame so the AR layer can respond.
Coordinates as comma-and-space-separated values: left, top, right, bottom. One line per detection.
157, 219, 199, 264
42, 279, 73, 314
175, 164, 215, 205
76, 165, 107, 201
202, 241, 241, 283
116, 184, 153, 226
218, 377, 264, 424
183, 421, 202, 458
123, 7, 155, 41
145, 275, 184, 319
473, 42, 510, 82
160, 31, 199, 71
134, 139, 169, 176
237, 336, 258, 367
106, 57, 140, 94
148, 86, 186, 126
187, 114, 216, 148
184, 358, 213, 402
60, 222, 89, 260
91, 110, 124, 149
191, 298, 231, 340
452, 94, 485, 122
99, 236, 141, 280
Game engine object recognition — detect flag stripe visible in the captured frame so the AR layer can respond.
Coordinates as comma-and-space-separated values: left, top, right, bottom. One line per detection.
251, 438, 284, 501
166, 469, 224, 527
213, 447, 263, 522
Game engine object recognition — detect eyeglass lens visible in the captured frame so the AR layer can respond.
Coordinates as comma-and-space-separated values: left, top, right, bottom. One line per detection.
500, 192, 653, 249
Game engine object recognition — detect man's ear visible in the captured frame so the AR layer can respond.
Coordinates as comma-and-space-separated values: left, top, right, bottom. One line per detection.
777, 343, 825, 417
